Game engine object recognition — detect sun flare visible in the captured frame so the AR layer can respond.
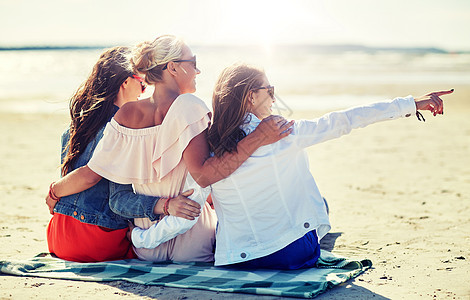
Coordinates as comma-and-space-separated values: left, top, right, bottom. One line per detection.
216, 0, 337, 48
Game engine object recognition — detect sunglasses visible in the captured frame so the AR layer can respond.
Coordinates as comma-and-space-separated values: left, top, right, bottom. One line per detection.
131, 74, 147, 93
252, 85, 275, 99
162, 56, 197, 70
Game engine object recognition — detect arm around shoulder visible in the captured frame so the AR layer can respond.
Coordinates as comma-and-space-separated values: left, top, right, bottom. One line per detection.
183, 115, 294, 187
108, 181, 160, 221
52, 165, 102, 198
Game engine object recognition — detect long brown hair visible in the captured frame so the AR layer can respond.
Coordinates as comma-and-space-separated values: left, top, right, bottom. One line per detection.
61, 46, 133, 176
207, 63, 265, 157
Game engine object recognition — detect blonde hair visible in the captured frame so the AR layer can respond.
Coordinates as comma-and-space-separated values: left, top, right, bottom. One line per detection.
131, 35, 185, 85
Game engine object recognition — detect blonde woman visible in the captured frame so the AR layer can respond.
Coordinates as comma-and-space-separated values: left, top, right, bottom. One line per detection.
47, 36, 293, 262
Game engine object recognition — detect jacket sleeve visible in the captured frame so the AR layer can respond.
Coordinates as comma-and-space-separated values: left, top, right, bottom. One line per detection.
108, 181, 160, 221
294, 96, 417, 149
131, 175, 211, 249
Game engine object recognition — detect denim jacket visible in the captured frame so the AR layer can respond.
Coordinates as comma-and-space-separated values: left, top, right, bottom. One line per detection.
54, 107, 160, 229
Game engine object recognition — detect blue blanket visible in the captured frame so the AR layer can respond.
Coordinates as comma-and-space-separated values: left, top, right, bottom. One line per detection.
0, 250, 371, 298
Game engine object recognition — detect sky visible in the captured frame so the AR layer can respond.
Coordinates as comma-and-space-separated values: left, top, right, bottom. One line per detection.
1, 0, 470, 51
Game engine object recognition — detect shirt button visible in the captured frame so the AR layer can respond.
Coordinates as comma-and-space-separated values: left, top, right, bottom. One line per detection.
405, 113, 411, 117
304, 222, 310, 229
240, 253, 247, 259
80, 215, 85, 220
73, 211, 78, 216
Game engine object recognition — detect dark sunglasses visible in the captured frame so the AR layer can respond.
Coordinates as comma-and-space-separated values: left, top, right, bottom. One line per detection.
162, 56, 197, 70
131, 74, 147, 93
252, 85, 275, 99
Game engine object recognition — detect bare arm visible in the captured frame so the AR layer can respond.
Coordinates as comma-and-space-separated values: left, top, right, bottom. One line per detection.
52, 165, 102, 198
183, 115, 294, 187
45, 165, 102, 214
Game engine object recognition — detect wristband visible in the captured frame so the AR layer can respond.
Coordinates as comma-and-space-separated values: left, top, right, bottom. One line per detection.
416, 111, 425, 122
163, 198, 171, 216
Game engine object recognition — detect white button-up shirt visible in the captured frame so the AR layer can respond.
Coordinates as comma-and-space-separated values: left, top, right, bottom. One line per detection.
132, 96, 417, 266
211, 96, 416, 266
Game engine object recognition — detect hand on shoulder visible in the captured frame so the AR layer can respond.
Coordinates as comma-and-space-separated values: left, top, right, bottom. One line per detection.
253, 115, 294, 146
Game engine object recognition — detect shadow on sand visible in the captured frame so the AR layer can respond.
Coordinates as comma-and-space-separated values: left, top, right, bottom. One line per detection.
104, 279, 392, 300
315, 282, 391, 300
320, 231, 342, 252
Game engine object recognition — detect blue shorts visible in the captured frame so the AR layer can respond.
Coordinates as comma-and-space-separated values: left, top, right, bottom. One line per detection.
231, 230, 320, 270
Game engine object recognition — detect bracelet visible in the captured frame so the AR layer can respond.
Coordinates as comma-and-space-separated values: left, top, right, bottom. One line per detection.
49, 182, 60, 201
163, 198, 171, 216
416, 111, 426, 122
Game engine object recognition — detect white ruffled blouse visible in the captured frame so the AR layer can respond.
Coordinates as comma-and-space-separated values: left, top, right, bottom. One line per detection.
88, 94, 211, 234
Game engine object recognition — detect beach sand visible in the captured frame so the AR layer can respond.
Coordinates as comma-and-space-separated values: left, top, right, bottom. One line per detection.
0, 84, 469, 299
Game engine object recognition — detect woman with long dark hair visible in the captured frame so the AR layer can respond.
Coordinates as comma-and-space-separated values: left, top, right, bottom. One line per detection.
47, 46, 201, 262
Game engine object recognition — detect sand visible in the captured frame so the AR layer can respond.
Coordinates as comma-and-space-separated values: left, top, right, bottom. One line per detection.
0, 84, 469, 299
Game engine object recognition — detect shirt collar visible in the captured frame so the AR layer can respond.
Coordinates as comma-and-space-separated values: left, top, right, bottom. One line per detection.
240, 113, 262, 134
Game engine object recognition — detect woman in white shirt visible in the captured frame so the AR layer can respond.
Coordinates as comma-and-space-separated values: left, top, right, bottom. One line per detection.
131, 63, 450, 269
206, 63, 449, 269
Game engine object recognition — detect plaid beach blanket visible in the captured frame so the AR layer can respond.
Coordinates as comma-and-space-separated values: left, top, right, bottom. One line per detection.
0, 250, 371, 298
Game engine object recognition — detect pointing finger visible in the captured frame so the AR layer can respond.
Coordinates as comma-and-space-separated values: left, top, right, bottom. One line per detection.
427, 89, 454, 97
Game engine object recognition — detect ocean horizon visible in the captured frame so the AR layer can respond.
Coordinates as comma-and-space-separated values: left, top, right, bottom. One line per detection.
1, 44, 463, 53
1, 44, 469, 115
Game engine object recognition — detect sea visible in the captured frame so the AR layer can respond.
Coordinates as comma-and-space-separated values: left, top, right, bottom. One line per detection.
1, 45, 469, 115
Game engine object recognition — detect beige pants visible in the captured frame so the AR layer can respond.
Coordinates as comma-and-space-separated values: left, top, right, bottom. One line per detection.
134, 202, 217, 262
